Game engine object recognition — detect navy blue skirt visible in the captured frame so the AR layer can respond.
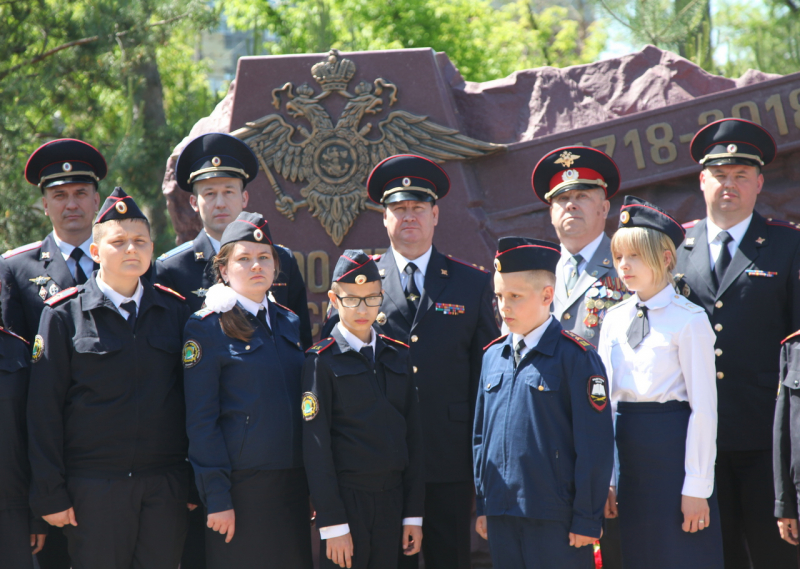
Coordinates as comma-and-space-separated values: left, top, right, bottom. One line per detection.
615, 400, 723, 569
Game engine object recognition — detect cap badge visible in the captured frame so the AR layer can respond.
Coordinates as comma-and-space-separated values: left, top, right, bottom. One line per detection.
554, 151, 580, 168
62, 162, 72, 172
620, 210, 631, 224
254, 228, 264, 241
402, 177, 411, 187
211, 156, 221, 167
727, 144, 738, 154
115, 201, 128, 214
355, 274, 367, 285
494, 258, 502, 271
562, 169, 579, 182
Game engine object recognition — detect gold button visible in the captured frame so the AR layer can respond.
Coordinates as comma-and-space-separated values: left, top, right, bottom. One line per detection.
245, 345, 250, 350
715, 349, 723, 357
714, 324, 723, 332
487, 383, 492, 389
636, 311, 644, 318
411, 335, 419, 343
715, 301, 723, 309
717, 371, 724, 379
563, 313, 572, 320
538, 385, 544, 391
413, 366, 418, 373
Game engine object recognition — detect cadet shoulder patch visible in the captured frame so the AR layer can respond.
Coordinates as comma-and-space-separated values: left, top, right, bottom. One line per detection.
154, 283, 186, 300
379, 334, 409, 348
183, 340, 202, 368
0, 327, 29, 344
156, 240, 193, 261
681, 219, 699, 230
562, 330, 594, 351
782, 329, 800, 345
272, 301, 295, 314
588, 375, 608, 412
301, 392, 319, 421
2, 241, 43, 259
446, 254, 489, 273
306, 337, 335, 355
32, 334, 45, 362
484, 334, 509, 351
44, 287, 78, 306
190, 308, 216, 320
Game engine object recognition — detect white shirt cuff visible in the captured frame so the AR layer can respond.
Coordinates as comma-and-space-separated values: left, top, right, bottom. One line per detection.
403, 517, 423, 526
319, 523, 350, 539
682, 475, 714, 499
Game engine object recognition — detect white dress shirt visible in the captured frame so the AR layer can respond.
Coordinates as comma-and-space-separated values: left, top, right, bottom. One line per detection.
206, 231, 221, 254
511, 315, 553, 359
393, 247, 432, 293
233, 292, 271, 329
556, 232, 604, 295
706, 215, 752, 270
597, 284, 718, 498
53, 234, 94, 282
318, 323, 423, 540
95, 276, 144, 319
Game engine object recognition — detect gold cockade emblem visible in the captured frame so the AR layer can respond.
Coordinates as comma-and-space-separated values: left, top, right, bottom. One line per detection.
230, 50, 504, 245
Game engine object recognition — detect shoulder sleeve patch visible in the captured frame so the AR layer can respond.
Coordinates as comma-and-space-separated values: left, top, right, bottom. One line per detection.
484, 334, 509, 351
272, 301, 295, 314
301, 392, 319, 421
783, 329, 800, 345
306, 337, 335, 354
44, 286, 78, 306
379, 334, 409, 348
3, 241, 43, 259
766, 218, 800, 231
681, 219, 699, 230
156, 240, 193, 261
154, 283, 186, 300
0, 327, 29, 345
562, 330, 594, 351
191, 308, 215, 320
588, 375, 608, 412
446, 254, 489, 273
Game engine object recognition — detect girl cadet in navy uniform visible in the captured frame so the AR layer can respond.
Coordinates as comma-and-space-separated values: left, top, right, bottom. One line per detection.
182, 211, 312, 568
598, 196, 723, 568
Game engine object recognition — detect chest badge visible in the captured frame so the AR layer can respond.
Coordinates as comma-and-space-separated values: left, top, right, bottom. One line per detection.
192, 288, 209, 298
436, 303, 465, 315
39, 286, 48, 300
588, 375, 608, 412
301, 392, 319, 421
29, 276, 51, 286
48, 283, 60, 297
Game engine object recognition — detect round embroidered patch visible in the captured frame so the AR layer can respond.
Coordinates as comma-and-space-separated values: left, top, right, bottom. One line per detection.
620, 210, 630, 224
183, 340, 202, 368
115, 201, 128, 214
301, 392, 319, 421
32, 335, 45, 362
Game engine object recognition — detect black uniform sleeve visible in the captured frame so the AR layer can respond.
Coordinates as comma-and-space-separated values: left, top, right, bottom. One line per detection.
282, 250, 312, 349
302, 355, 349, 528
401, 356, 425, 519
472, 358, 489, 516
0, 257, 29, 341
774, 341, 798, 519
27, 307, 74, 517
468, 273, 500, 415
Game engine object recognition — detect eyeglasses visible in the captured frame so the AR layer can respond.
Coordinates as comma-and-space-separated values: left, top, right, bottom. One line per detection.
334, 293, 384, 308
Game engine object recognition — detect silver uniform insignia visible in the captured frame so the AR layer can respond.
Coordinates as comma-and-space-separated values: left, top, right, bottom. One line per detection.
191, 288, 209, 298
29, 276, 51, 286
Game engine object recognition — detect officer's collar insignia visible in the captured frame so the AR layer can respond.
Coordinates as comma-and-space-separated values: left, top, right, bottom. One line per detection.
376, 312, 387, 325
685, 237, 695, 246
554, 151, 580, 168
674, 273, 684, 280
562, 330, 593, 351
301, 392, 319, 421
29, 276, 51, 285
195, 251, 205, 260
756, 236, 766, 245
41, 251, 51, 259
183, 340, 202, 368
306, 337, 335, 354
192, 288, 209, 298
32, 334, 45, 362
379, 268, 386, 277
441, 269, 448, 276
602, 259, 610, 265
587, 375, 608, 412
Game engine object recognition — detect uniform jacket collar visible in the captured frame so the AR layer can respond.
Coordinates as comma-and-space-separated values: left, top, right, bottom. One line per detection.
330, 324, 393, 360
80, 273, 167, 316
499, 317, 562, 364
40, 232, 77, 289
553, 233, 613, 316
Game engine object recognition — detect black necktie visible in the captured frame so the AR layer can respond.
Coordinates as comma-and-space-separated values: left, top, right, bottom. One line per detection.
514, 339, 526, 367
120, 301, 137, 331
256, 308, 271, 335
626, 303, 649, 349
359, 345, 374, 363
714, 231, 734, 289
70, 247, 88, 285
404, 263, 421, 313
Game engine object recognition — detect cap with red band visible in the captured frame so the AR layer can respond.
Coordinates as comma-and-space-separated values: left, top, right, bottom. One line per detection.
494, 236, 561, 273
531, 146, 620, 204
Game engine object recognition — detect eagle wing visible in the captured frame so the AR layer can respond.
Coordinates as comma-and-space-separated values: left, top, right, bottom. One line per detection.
234, 114, 307, 183
369, 110, 503, 165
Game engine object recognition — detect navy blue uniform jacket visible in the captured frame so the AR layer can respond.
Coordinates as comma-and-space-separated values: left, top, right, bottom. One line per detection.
773, 331, 800, 518
183, 301, 306, 514
302, 328, 425, 528
27, 275, 191, 517
473, 319, 614, 538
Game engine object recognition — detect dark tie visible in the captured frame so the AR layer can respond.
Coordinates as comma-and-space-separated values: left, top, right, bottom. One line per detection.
713, 231, 734, 289
256, 307, 271, 335
514, 339, 526, 367
565, 254, 582, 296
70, 247, 88, 285
626, 303, 649, 349
404, 263, 421, 312
359, 345, 374, 363
120, 301, 137, 331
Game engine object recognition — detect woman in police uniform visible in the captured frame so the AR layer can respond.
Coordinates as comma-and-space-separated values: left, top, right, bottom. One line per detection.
597, 197, 723, 568
182, 212, 312, 568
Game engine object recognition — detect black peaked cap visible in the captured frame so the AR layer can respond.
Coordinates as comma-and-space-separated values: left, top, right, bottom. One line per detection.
494, 237, 561, 273
367, 154, 450, 205
176, 133, 259, 192
690, 118, 776, 167
26, 138, 107, 190
531, 146, 620, 204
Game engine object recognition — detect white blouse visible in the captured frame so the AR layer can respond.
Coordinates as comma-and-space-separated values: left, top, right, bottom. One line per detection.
597, 283, 718, 498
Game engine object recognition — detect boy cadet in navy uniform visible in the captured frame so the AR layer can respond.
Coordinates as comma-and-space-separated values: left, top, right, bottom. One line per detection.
473, 237, 614, 569
322, 155, 499, 569
674, 118, 800, 568
27, 188, 193, 569
303, 249, 425, 569
0, 138, 106, 569
155, 132, 312, 349
0, 289, 48, 568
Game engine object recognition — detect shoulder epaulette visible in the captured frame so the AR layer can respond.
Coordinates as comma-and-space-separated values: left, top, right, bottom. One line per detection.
272, 301, 295, 314
306, 337, 335, 355
154, 283, 185, 300
562, 330, 594, 351
0, 327, 29, 344
379, 334, 409, 348
446, 254, 488, 273
370, 254, 382, 261
2, 241, 43, 259
44, 286, 79, 306
607, 295, 635, 313
671, 294, 703, 313
682, 219, 699, 230
484, 334, 509, 351
156, 240, 193, 261
190, 308, 215, 320
766, 218, 800, 231
783, 329, 800, 345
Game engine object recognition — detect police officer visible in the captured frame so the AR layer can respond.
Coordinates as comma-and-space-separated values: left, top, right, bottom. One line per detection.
0, 138, 106, 569
674, 118, 800, 568
27, 188, 192, 569
323, 154, 499, 569
155, 132, 312, 348
1, 139, 105, 344
531, 146, 625, 568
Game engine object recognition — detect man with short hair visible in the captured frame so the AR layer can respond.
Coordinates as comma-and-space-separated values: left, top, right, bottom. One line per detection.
675, 118, 800, 568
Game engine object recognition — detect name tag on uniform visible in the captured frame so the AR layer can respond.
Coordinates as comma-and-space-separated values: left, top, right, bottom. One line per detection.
436, 303, 465, 315
746, 270, 777, 277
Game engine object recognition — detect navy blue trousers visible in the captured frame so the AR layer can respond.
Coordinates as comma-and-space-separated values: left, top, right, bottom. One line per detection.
616, 401, 723, 569
486, 516, 594, 569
